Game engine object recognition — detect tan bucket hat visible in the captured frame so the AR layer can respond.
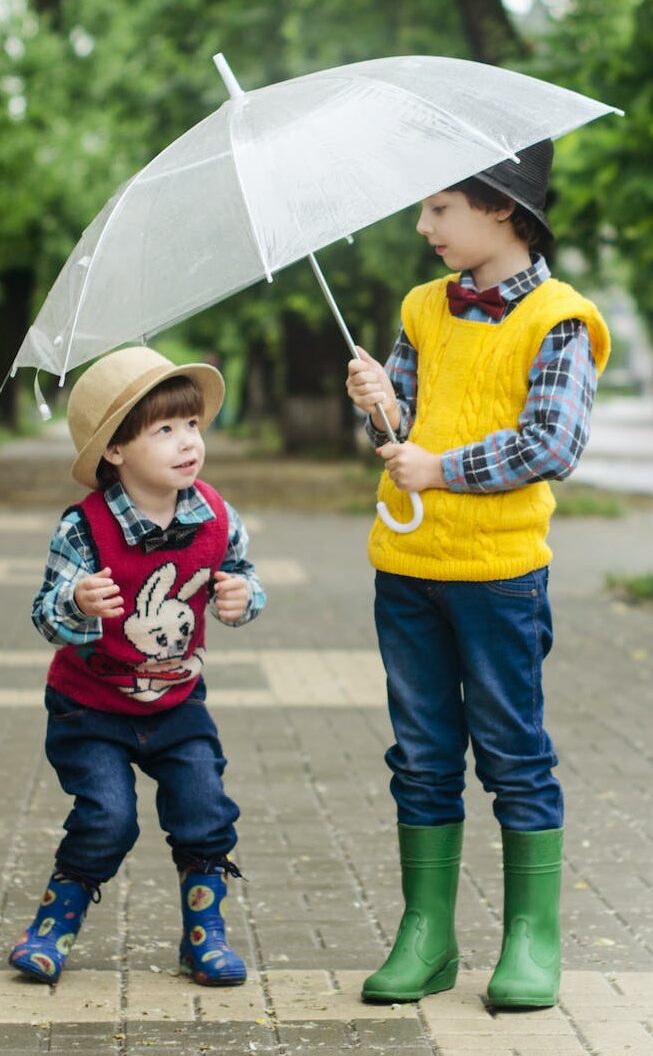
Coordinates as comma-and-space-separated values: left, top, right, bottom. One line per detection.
68, 346, 225, 489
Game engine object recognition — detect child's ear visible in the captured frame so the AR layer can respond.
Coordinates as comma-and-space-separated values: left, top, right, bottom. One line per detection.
103, 443, 124, 467
496, 202, 517, 224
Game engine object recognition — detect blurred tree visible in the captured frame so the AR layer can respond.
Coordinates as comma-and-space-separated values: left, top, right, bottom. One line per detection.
459, 0, 528, 63
520, 0, 651, 336
0, 0, 162, 424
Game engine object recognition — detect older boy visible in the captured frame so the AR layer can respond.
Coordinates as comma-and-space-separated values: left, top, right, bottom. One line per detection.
347, 140, 610, 1007
9, 347, 265, 986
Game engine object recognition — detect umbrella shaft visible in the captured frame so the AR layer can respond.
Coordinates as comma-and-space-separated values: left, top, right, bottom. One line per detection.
372, 402, 398, 443
307, 252, 398, 444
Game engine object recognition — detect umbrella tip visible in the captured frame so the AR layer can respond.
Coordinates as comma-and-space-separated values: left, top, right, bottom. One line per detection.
213, 53, 244, 99
34, 372, 52, 421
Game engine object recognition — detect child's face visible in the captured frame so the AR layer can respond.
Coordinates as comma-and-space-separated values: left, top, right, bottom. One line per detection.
104, 415, 205, 496
416, 191, 514, 274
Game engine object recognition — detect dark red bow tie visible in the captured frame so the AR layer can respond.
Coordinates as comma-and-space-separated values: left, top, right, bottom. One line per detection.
446, 280, 506, 320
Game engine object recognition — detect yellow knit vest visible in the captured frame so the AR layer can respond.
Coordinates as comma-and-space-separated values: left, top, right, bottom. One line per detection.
368, 275, 610, 581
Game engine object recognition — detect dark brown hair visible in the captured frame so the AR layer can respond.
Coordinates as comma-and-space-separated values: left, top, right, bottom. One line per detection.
447, 176, 550, 254
96, 375, 204, 486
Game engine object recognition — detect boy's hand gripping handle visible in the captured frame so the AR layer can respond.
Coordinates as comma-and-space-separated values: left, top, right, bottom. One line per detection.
372, 419, 424, 533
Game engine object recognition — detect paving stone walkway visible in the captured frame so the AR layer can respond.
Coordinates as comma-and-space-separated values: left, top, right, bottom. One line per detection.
0, 492, 652, 1054
573, 396, 653, 496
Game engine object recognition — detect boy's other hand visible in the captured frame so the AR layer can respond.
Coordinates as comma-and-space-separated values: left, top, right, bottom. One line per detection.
213, 571, 249, 622
74, 567, 124, 619
376, 441, 446, 492
346, 347, 400, 432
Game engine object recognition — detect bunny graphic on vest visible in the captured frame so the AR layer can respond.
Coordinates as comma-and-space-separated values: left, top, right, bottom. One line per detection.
79, 562, 211, 704
121, 562, 211, 702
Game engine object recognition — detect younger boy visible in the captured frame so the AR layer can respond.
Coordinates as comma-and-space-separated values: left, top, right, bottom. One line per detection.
346, 140, 609, 1007
8, 346, 265, 986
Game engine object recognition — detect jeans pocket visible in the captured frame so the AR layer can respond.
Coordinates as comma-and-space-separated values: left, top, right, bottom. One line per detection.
184, 675, 207, 706
45, 689, 86, 721
483, 570, 541, 598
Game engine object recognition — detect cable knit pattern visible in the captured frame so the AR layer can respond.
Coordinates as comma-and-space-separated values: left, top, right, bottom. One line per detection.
368, 275, 610, 581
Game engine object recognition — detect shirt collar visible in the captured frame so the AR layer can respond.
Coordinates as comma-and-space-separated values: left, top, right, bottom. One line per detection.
103, 481, 215, 547
459, 254, 550, 301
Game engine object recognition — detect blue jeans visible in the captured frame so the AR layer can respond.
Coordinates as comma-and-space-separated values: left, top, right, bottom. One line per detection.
44, 678, 239, 884
375, 569, 562, 832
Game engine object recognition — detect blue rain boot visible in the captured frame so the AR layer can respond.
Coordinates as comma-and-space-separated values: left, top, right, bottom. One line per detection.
8, 873, 95, 983
179, 867, 247, 986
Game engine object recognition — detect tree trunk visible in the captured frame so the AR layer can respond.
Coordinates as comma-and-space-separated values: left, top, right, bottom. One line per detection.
459, 0, 529, 64
370, 280, 395, 363
0, 268, 34, 430
280, 310, 355, 455
244, 341, 274, 421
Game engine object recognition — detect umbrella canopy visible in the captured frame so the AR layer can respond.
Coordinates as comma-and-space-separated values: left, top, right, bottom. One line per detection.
9, 54, 620, 383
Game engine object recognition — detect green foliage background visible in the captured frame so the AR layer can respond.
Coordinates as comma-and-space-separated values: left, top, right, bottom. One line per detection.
529, 1, 653, 336
0, 0, 647, 434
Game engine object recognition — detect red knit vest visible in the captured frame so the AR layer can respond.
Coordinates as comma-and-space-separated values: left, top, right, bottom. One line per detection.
48, 480, 229, 715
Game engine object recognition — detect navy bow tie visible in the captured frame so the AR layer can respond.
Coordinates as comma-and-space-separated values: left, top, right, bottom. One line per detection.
140, 523, 199, 553
446, 280, 506, 320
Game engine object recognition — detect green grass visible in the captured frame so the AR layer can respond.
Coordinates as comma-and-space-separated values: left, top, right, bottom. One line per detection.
222, 416, 284, 457
606, 573, 653, 604
0, 412, 57, 447
340, 475, 636, 518
552, 483, 626, 518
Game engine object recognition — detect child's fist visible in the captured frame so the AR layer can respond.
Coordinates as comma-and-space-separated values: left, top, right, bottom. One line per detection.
376, 441, 446, 492
346, 347, 400, 429
74, 567, 124, 619
213, 571, 249, 623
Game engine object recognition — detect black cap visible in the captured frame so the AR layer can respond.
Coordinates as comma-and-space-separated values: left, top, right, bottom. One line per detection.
474, 139, 554, 234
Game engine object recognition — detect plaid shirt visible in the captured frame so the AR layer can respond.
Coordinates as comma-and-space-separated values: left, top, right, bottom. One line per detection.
367, 255, 598, 492
33, 482, 266, 646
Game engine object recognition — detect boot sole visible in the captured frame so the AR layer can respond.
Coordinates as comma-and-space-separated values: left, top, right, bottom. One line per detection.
186, 976, 247, 987
362, 957, 458, 1004
179, 961, 247, 987
488, 994, 557, 1009
9, 958, 59, 984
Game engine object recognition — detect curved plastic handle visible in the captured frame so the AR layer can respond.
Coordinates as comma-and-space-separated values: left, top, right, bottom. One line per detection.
376, 491, 424, 534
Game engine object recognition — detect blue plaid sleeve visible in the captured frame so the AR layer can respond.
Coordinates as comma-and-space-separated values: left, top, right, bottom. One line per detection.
365, 326, 417, 446
441, 321, 597, 492
32, 509, 102, 645
209, 501, 266, 627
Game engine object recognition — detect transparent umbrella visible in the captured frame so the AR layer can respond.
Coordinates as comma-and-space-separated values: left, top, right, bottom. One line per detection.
5, 53, 621, 530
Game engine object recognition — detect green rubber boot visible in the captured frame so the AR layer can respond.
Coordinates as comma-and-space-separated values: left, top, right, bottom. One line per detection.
488, 827, 563, 1008
362, 822, 463, 1003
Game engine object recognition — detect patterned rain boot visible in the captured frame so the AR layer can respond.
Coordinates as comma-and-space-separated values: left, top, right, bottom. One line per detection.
179, 868, 247, 986
487, 828, 563, 1008
362, 822, 463, 1003
8, 873, 95, 983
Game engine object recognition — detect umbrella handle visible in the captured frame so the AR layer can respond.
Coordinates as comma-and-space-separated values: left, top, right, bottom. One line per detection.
376, 491, 424, 534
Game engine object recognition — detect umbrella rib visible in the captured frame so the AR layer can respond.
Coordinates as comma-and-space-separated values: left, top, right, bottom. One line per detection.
315, 70, 520, 164
58, 134, 233, 380
226, 102, 273, 283
58, 175, 139, 384
137, 150, 233, 184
